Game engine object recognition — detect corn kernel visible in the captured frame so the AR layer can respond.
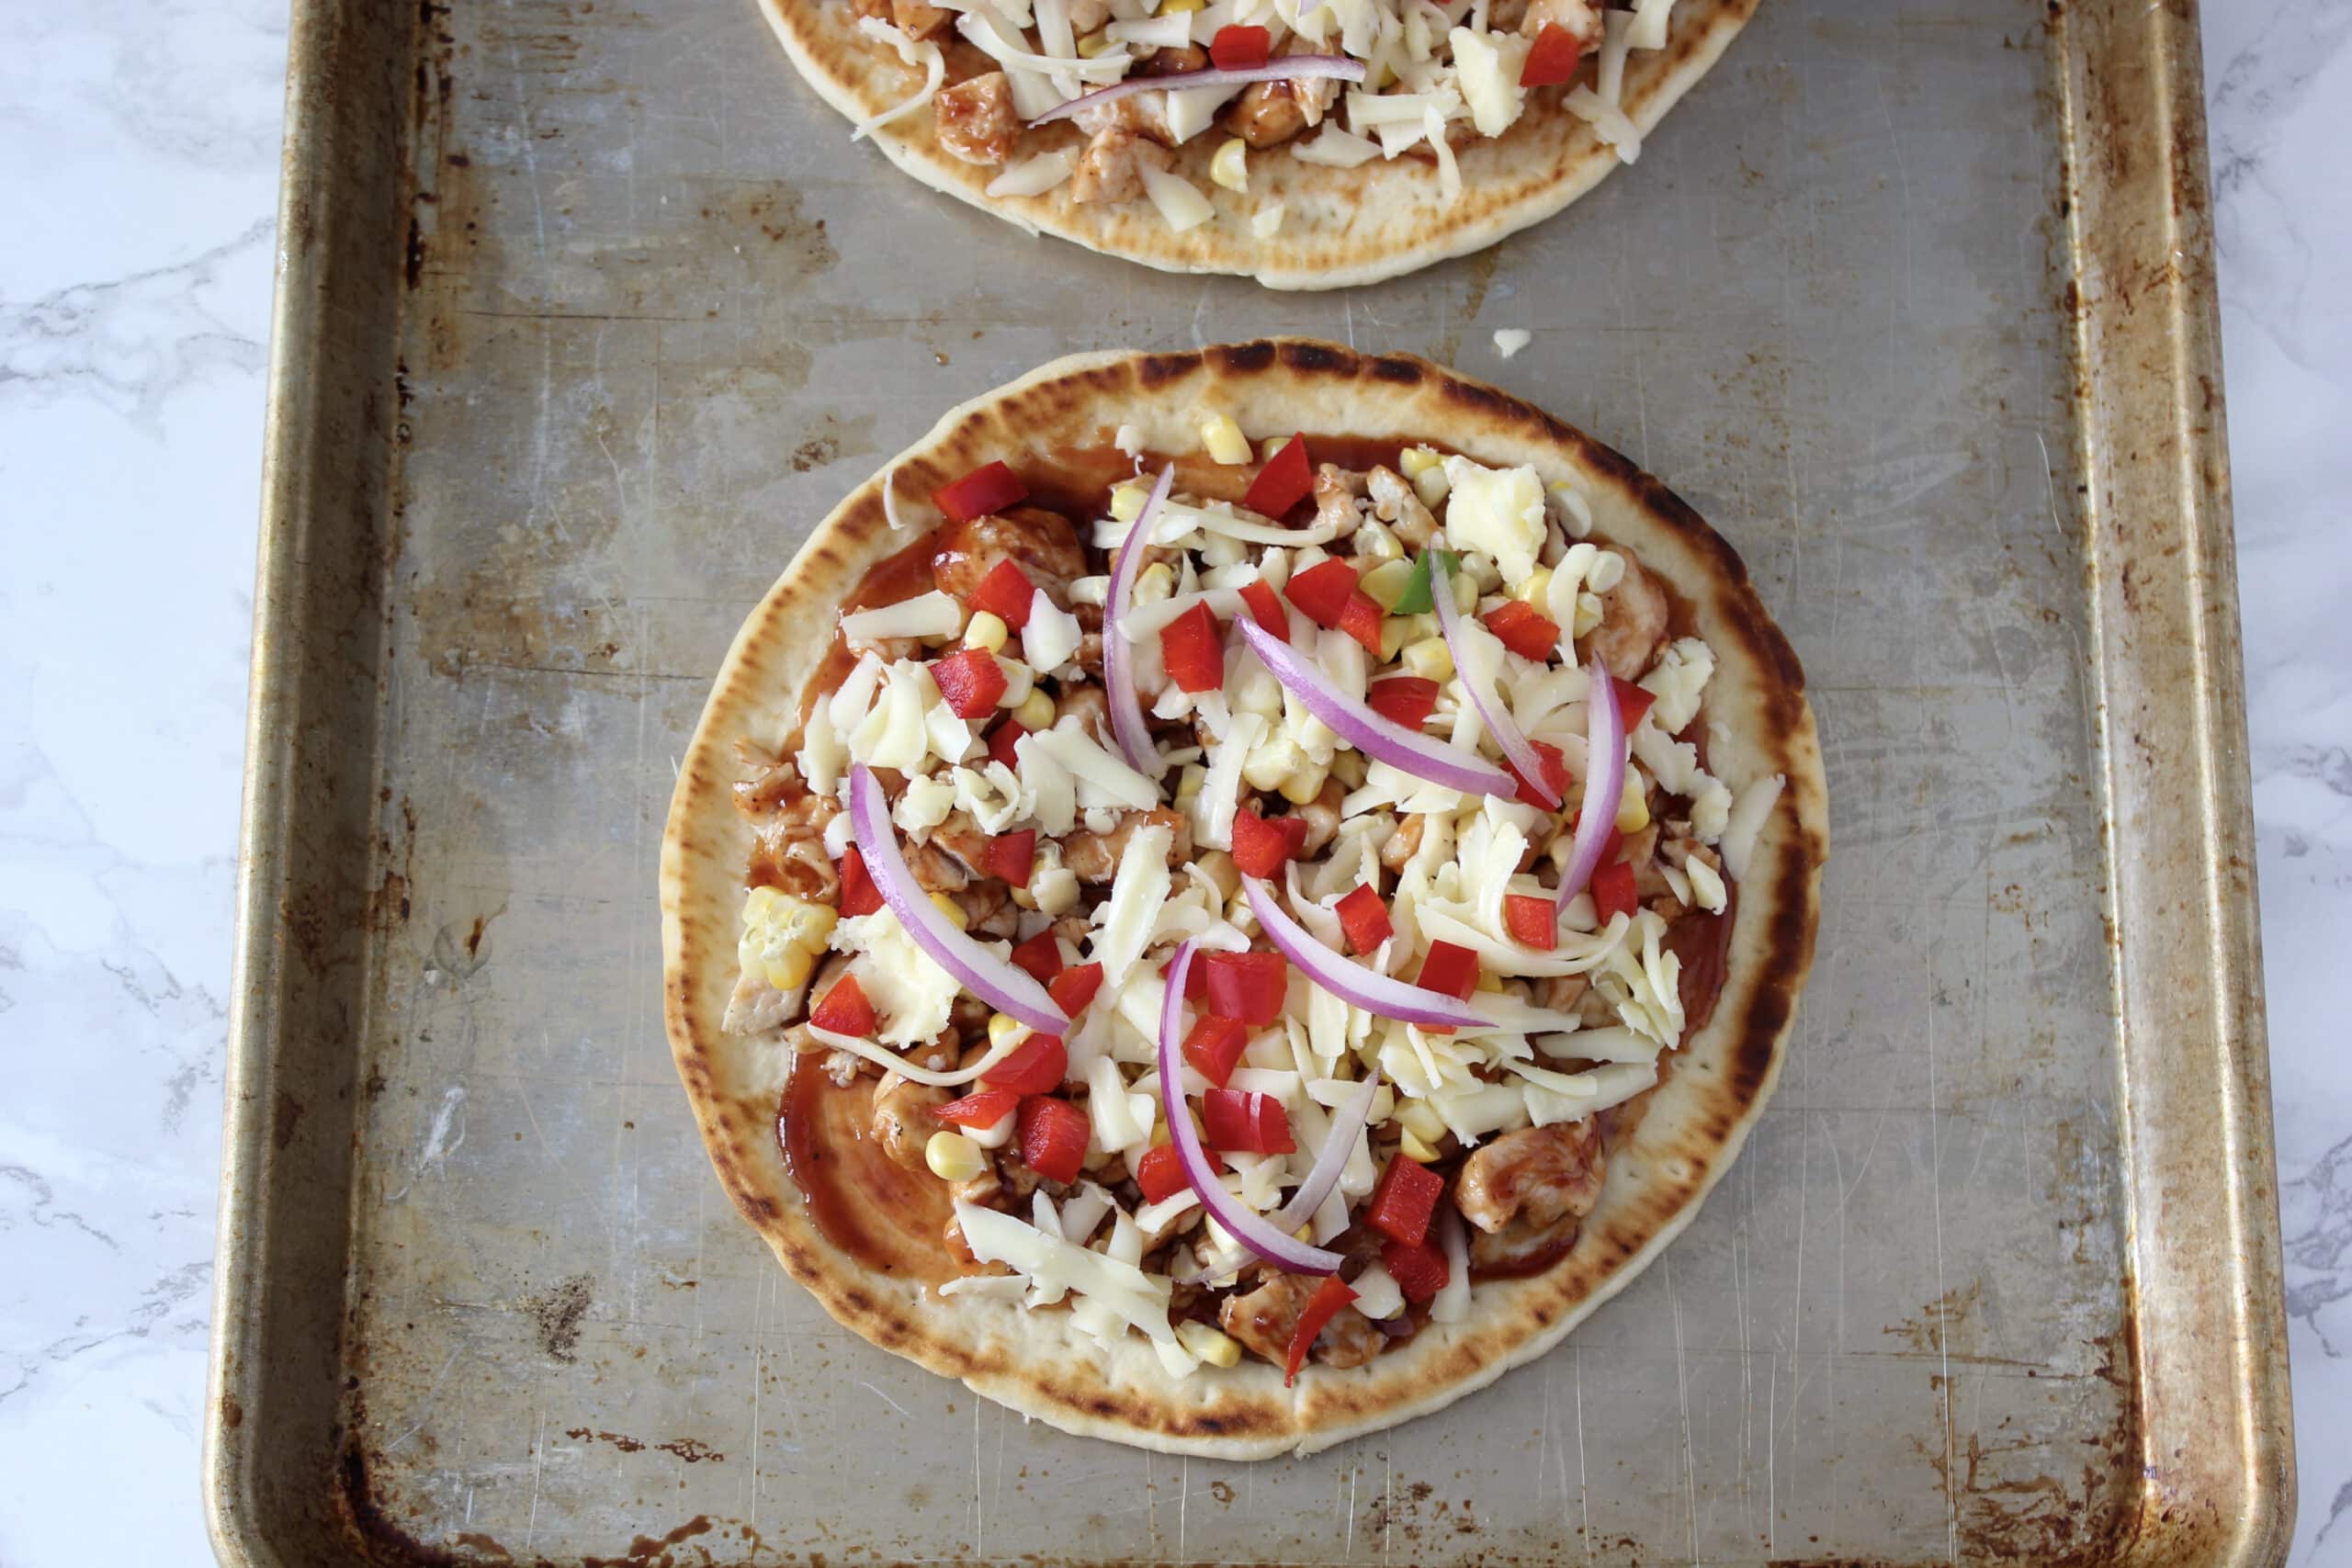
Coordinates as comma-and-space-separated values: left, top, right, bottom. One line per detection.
1377, 615, 1411, 661
1353, 520, 1404, 561
1399, 1128, 1440, 1163
1513, 567, 1554, 608
932, 891, 969, 930
1183, 850, 1235, 903
1573, 591, 1603, 637
1134, 560, 1174, 605
1011, 885, 1037, 910
1201, 412, 1251, 466
1013, 689, 1055, 731
1397, 1100, 1446, 1142
1175, 761, 1208, 806
1329, 750, 1367, 789
1615, 775, 1651, 834
961, 610, 1008, 654
1401, 636, 1453, 681
1451, 569, 1478, 614
1398, 446, 1442, 479
1242, 733, 1304, 791
1412, 464, 1451, 509
1210, 137, 1249, 193
1162, 0, 1204, 11
925, 1130, 988, 1182
1475, 968, 1504, 993
1076, 27, 1114, 54
1176, 1320, 1242, 1368
1277, 763, 1328, 806
1361, 557, 1417, 611
989, 1011, 1031, 1050
1112, 480, 1151, 524
763, 944, 814, 992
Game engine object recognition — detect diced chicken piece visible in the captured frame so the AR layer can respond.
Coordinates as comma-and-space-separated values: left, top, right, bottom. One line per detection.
1218, 1269, 1386, 1371
1586, 554, 1671, 682
933, 505, 1090, 604
954, 879, 1019, 939
1057, 681, 1110, 743
747, 793, 842, 902
871, 1074, 949, 1167
852, 0, 892, 18
1312, 462, 1366, 536
905, 839, 975, 893
1453, 1118, 1607, 1235
1226, 80, 1310, 149
1141, 44, 1209, 74
1070, 126, 1175, 204
1520, 0, 1602, 47
891, 0, 953, 39
935, 72, 1019, 165
1067, 0, 1110, 30
1295, 779, 1346, 857
1379, 813, 1426, 872
1537, 972, 1589, 1014
1071, 91, 1171, 145
721, 966, 797, 1035
1059, 807, 1194, 882
1366, 465, 1438, 546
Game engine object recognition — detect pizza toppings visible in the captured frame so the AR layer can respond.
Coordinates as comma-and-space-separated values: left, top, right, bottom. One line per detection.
848, 0, 1685, 224
732, 418, 1775, 1382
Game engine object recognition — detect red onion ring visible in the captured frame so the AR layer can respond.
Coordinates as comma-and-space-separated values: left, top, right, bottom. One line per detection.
847, 762, 1070, 1033
1269, 1067, 1382, 1234
1552, 657, 1624, 913
1157, 939, 1344, 1277
1030, 55, 1367, 127
1235, 618, 1515, 797
1431, 555, 1558, 807
1242, 876, 1491, 1030
1104, 465, 1174, 776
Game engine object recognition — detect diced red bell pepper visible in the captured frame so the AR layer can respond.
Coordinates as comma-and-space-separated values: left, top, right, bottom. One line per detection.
1018, 1094, 1091, 1185
932, 648, 1008, 718
1159, 602, 1226, 694
1284, 1274, 1359, 1385
1339, 590, 1386, 658
1238, 579, 1289, 643
1506, 737, 1570, 807
1209, 22, 1271, 70
1202, 951, 1287, 1025
838, 845, 883, 918
1010, 930, 1065, 986
1202, 1088, 1295, 1156
808, 973, 876, 1036
1284, 558, 1361, 629
1380, 1235, 1450, 1303
1503, 893, 1559, 951
1134, 1141, 1222, 1203
1484, 599, 1562, 660
933, 460, 1028, 524
1415, 940, 1481, 1002
984, 828, 1036, 887
1611, 675, 1657, 731
1334, 883, 1393, 954
1590, 859, 1638, 924
932, 1088, 1019, 1130
1163, 950, 1211, 1000
1366, 676, 1440, 729
986, 718, 1027, 769
1567, 808, 1625, 869
1242, 433, 1313, 517
1182, 1016, 1251, 1089
968, 558, 1037, 630
986, 1032, 1068, 1095
1366, 1153, 1446, 1246
1520, 20, 1581, 86
1229, 807, 1308, 880
1046, 961, 1103, 1019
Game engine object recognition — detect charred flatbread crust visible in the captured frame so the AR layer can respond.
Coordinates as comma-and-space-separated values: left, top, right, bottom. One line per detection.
662, 341, 1826, 1456
754, 0, 1758, 289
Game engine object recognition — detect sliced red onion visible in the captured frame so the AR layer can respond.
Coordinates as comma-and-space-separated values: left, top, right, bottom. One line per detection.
1030, 55, 1367, 127
846, 762, 1069, 1033
1157, 939, 1344, 1277
1103, 464, 1174, 776
1242, 875, 1490, 1030
1269, 1067, 1382, 1234
1235, 618, 1514, 797
1431, 556, 1557, 807
1553, 657, 1625, 913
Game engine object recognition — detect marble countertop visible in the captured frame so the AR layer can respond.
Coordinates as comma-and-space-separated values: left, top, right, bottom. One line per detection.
1, 2, 2344, 1561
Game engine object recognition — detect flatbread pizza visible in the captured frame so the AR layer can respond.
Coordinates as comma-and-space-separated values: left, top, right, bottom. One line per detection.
662, 340, 1824, 1456
756, 0, 1758, 288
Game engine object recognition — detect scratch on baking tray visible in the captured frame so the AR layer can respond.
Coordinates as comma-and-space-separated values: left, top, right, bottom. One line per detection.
858, 1381, 911, 1418
503, 16, 550, 261
1667, 1254, 1698, 1562
382, 1343, 468, 1453
387, 1086, 468, 1201
1928, 945, 1957, 1563
523, 1405, 548, 1552
1571, 1345, 1591, 1566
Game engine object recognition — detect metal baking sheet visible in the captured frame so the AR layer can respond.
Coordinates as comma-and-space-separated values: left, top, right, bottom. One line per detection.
205, 0, 2293, 1562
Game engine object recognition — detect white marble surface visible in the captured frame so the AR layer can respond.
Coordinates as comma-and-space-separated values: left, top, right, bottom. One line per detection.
0, 1, 2344, 1562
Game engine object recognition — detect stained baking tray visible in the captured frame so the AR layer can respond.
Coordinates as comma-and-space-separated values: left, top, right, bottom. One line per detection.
204, 0, 2292, 1562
